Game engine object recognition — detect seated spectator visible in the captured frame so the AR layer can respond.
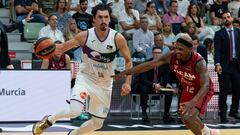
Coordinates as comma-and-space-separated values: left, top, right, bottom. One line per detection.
39, 14, 65, 42
162, 0, 185, 35
53, 0, 72, 33
107, 0, 125, 30
152, 0, 170, 15
64, 18, 82, 61
38, 0, 56, 20
14, 0, 45, 41
162, 22, 175, 48
68, 0, 80, 16
41, 40, 71, 70
177, 0, 190, 17
187, 22, 214, 42
132, 47, 174, 123
132, 16, 154, 59
86, 0, 102, 15
143, 1, 162, 34
210, 0, 228, 25
191, 35, 208, 63
133, 0, 149, 15
185, 3, 205, 29
72, 0, 93, 31
119, 0, 140, 40
228, 0, 240, 20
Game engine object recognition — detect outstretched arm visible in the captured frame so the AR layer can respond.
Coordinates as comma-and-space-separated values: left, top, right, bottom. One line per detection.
124, 51, 172, 75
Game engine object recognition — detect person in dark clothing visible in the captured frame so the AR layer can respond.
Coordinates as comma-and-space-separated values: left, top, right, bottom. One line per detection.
0, 11, 33, 69
191, 35, 208, 63
133, 46, 174, 123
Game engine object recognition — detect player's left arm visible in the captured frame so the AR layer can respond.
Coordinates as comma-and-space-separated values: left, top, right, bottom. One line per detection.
116, 33, 133, 96
193, 59, 210, 103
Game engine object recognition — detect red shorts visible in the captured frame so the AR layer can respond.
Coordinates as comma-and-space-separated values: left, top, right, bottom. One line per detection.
180, 84, 214, 114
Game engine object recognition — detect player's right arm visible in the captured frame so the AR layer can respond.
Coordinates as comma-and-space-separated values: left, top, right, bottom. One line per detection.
56, 31, 88, 54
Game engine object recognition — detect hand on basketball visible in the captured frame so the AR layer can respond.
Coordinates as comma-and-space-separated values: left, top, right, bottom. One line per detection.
120, 83, 131, 96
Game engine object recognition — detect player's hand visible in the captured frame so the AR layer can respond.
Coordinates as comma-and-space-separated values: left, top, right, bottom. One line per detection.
120, 83, 131, 96
179, 100, 195, 116
111, 72, 125, 81
215, 64, 222, 75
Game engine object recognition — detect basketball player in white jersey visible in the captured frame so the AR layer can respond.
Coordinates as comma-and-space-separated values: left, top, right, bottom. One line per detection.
32, 3, 132, 135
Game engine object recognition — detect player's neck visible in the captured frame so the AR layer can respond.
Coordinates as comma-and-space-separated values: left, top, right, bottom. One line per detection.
95, 28, 110, 40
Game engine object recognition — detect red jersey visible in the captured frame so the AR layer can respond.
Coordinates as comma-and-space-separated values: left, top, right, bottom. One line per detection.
170, 52, 214, 114
48, 54, 67, 69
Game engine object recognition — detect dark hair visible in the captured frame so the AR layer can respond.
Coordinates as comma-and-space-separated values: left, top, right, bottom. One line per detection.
170, 0, 177, 7
191, 35, 199, 42
80, 0, 87, 4
91, 3, 112, 18
179, 25, 189, 33
55, 0, 67, 11
203, 38, 213, 46
152, 46, 162, 52
48, 14, 57, 21
54, 40, 63, 44
187, 3, 200, 17
221, 10, 232, 18
146, 1, 155, 13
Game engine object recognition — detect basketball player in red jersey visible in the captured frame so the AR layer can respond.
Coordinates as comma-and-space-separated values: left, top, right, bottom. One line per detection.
113, 34, 219, 135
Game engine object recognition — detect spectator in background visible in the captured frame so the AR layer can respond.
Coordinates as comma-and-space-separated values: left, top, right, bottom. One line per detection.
39, 14, 65, 42
132, 16, 154, 59
163, 0, 185, 35
38, 0, 56, 20
154, 33, 171, 54
64, 18, 82, 61
68, 0, 80, 16
53, 0, 72, 33
187, 22, 214, 42
210, 0, 228, 25
41, 51, 71, 69
228, 0, 240, 20
153, 0, 170, 15
191, 35, 208, 63
203, 38, 214, 63
86, 0, 102, 15
185, 3, 204, 29
119, 0, 140, 40
214, 11, 240, 123
14, 0, 45, 41
177, 0, 190, 17
72, 0, 93, 31
143, 1, 162, 34
162, 22, 175, 48
132, 47, 174, 123
0, 11, 33, 69
133, 0, 150, 15
107, 0, 125, 30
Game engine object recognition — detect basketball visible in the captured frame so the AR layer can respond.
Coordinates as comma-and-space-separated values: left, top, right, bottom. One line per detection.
34, 37, 56, 59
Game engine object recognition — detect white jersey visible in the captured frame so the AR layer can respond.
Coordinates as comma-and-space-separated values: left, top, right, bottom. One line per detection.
79, 28, 118, 86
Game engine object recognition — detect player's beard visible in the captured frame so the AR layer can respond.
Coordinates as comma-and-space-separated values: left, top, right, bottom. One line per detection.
100, 23, 108, 31
223, 20, 232, 27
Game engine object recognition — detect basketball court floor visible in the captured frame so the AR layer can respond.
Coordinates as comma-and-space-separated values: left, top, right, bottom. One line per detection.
1, 116, 240, 135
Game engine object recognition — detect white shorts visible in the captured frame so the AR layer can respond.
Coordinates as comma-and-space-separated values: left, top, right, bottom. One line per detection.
71, 73, 112, 118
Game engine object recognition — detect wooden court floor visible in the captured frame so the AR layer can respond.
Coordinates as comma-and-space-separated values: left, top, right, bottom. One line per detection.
3, 129, 240, 135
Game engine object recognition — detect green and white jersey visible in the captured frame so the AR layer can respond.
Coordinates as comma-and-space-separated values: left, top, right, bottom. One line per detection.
80, 28, 119, 84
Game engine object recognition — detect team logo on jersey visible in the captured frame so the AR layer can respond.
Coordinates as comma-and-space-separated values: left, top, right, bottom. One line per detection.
107, 45, 113, 50
90, 51, 101, 58
91, 40, 96, 43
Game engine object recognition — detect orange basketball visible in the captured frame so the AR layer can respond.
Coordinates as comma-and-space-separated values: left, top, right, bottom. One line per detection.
34, 37, 56, 59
